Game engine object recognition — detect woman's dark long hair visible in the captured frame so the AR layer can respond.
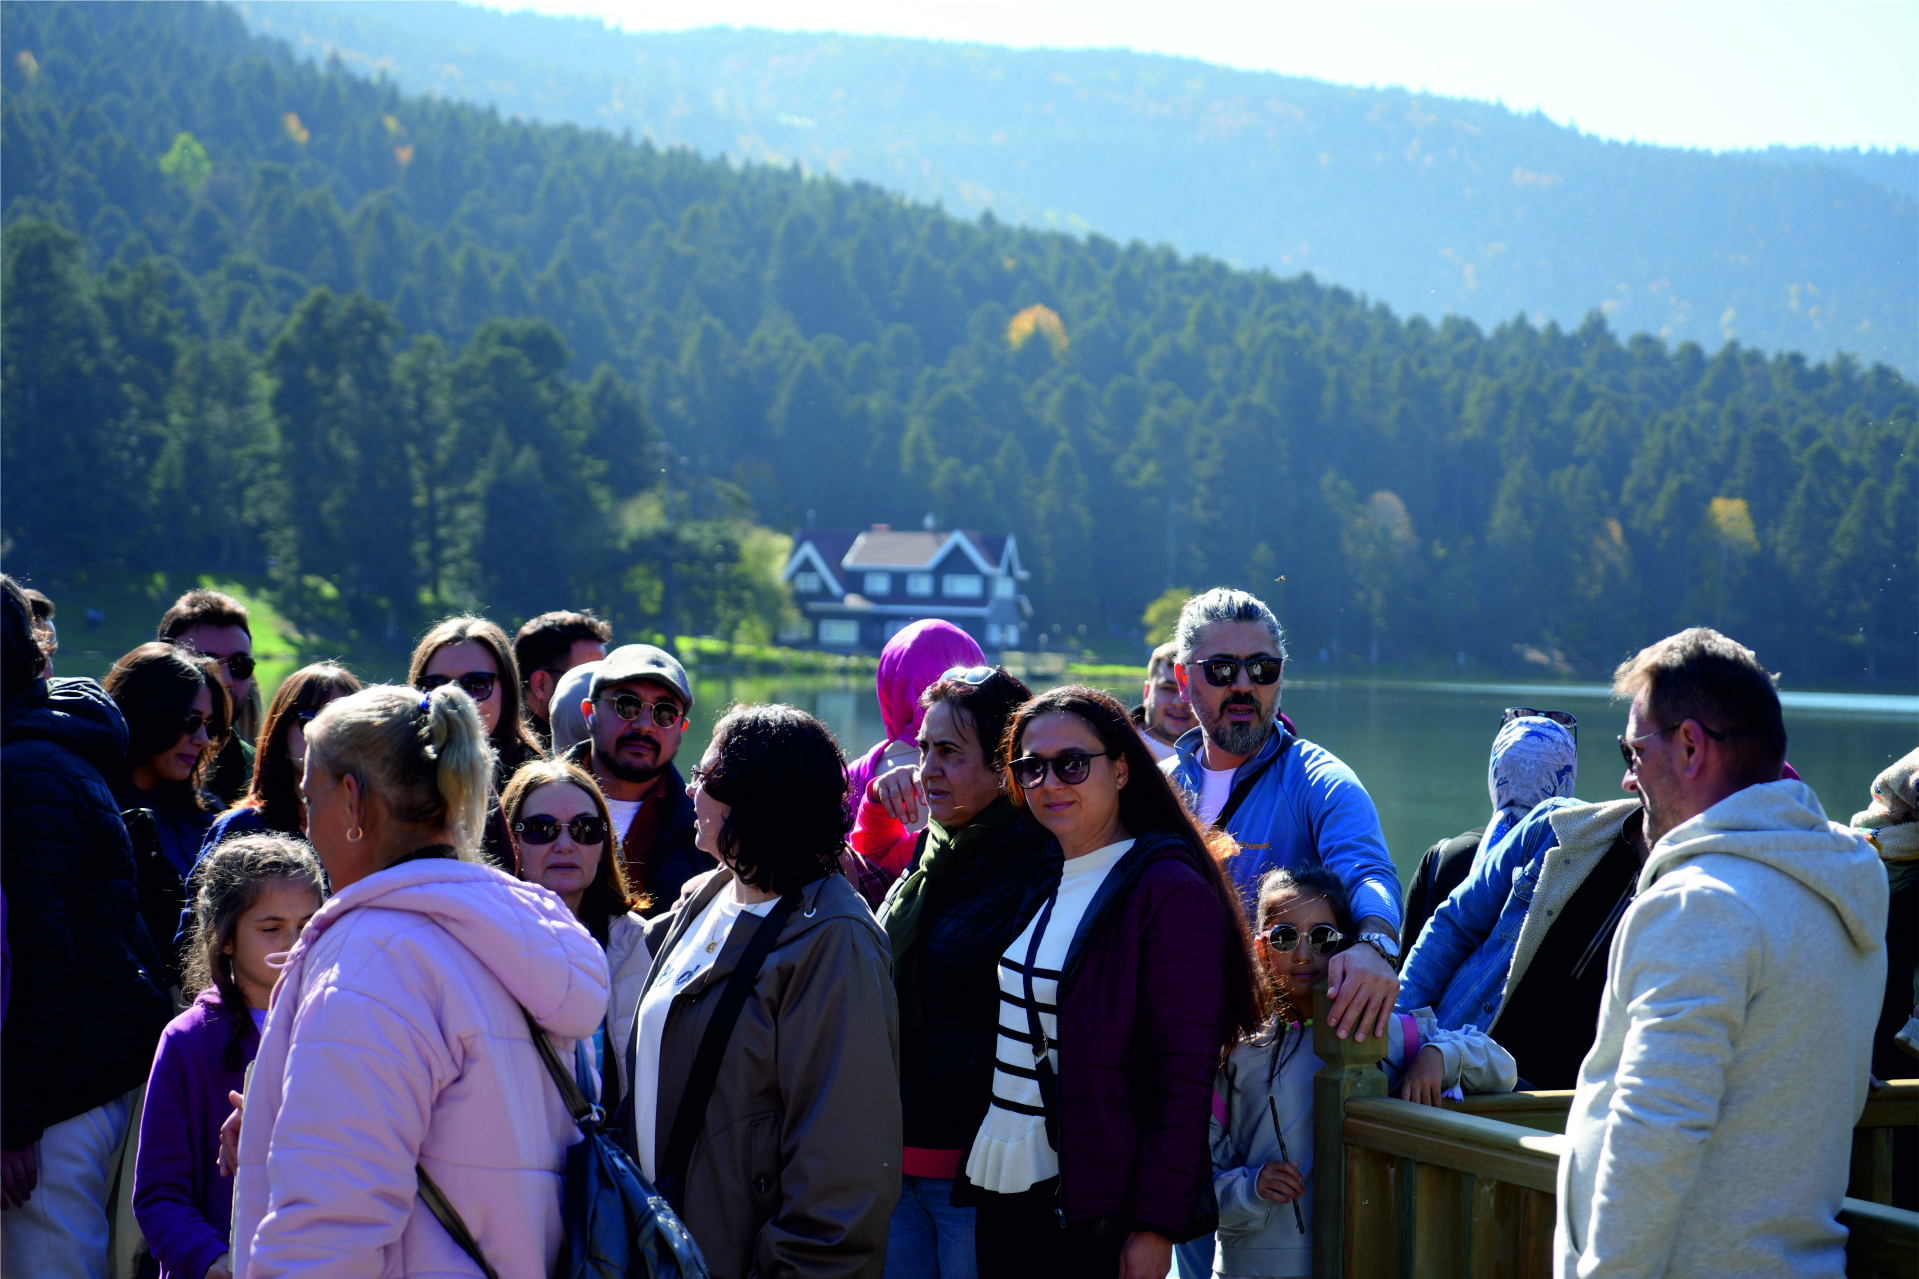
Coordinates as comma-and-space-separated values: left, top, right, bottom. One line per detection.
182, 832, 327, 1071
1004, 683, 1264, 1057
502, 758, 644, 935
104, 642, 232, 813
408, 615, 543, 785
704, 704, 849, 898
237, 662, 363, 832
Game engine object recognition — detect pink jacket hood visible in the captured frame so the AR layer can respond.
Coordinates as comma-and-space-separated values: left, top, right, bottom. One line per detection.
847, 621, 984, 802
232, 858, 609, 1278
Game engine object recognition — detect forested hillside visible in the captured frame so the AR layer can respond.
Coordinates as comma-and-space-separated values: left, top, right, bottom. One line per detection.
3, 1, 1914, 687
240, 0, 1919, 376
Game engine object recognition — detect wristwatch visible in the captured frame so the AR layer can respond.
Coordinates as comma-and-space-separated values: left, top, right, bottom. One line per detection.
1357, 931, 1401, 966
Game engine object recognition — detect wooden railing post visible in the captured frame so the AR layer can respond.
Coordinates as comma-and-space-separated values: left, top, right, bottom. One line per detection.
1312, 979, 1387, 1279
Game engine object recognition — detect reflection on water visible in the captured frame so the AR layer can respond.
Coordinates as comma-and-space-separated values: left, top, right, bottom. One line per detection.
689, 673, 1918, 884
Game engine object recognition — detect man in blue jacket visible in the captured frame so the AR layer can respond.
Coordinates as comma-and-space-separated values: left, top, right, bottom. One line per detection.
1162, 588, 1403, 1041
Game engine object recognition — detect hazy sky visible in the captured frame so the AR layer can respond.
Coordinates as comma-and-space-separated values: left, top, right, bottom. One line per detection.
472, 0, 1917, 152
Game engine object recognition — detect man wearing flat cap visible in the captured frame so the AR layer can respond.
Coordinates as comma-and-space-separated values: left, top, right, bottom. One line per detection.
564, 644, 712, 914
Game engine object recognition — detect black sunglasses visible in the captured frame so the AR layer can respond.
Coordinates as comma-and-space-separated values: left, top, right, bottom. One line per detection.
514, 814, 608, 846
940, 665, 1001, 686
179, 711, 211, 739
210, 652, 256, 681
419, 671, 498, 703
1010, 750, 1118, 789
1198, 656, 1283, 687
1502, 707, 1578, 740
601, 692, 683, 728
1266, 922, 1346, 955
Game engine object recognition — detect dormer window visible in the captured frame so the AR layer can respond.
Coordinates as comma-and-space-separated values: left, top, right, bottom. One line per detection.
794, 571, 823, 594
907, 573, 934, 597
942, 574, 983, 598
864, 571, 893, 596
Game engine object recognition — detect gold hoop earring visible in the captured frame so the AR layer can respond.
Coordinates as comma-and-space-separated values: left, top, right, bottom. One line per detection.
346, 825, 364, 842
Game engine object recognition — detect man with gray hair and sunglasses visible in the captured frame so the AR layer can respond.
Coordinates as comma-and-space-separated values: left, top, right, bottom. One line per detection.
1161, 589, 1404, 1043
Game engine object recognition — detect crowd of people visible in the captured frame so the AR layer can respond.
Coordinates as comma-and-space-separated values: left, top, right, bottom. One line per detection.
0, 574, 1910, 1279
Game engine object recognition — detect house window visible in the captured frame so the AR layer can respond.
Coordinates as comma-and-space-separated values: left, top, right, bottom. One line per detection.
906, 573, 934, 597
986, 623, 1003, 646
778, 617, 813, 642
993, 576, 1015, 599
1003, 625, 1019, 646
942, 573, 983, 598
864, 571, 893, 596
794, 571, 822, 593
819, 619, 860, 646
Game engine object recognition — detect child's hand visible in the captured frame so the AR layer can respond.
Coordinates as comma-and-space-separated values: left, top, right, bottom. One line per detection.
1255, 1160, 1303, 1203
205, 1253, 233, 1279
218, 1091, 245, 1177
1397, 1043, 1447, 1107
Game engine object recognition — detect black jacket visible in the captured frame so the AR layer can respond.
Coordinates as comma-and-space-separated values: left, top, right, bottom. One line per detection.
1402, 826, 1485, 951
879, 801, 1060, 1153
2, 678, 173, 1147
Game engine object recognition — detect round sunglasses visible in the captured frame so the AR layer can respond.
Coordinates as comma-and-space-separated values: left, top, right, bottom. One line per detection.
1009, 749, 1118, 790
419, 671, 498, 702
513, 814, 608, 846
1265, 921, 1346, 955
599, 692, 683, 728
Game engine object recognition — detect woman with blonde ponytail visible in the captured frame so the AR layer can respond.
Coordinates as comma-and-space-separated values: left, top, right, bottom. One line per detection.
227, 685, 609, 1277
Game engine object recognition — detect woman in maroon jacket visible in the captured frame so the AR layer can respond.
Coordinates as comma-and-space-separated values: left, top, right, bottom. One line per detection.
962, 685, 1262, 1279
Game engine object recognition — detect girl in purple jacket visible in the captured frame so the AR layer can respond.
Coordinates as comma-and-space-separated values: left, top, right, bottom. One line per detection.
133, 833, 324, 1279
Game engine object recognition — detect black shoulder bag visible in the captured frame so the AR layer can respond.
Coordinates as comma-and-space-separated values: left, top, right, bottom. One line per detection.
655, 891, 801, 1211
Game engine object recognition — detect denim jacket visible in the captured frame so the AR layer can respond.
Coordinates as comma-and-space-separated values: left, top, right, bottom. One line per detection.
1398, 797, 1639, 1032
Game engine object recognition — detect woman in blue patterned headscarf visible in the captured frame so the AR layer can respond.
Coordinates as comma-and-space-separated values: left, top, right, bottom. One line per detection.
1484, 715, 1579, 853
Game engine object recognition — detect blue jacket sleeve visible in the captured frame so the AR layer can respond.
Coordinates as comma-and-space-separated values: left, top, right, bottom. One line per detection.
1295, 758, 1402, 933
1396, 811, 1544, 1012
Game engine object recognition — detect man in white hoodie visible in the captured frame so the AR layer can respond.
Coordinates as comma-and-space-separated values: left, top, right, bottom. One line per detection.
1556, 628, 1889, 1279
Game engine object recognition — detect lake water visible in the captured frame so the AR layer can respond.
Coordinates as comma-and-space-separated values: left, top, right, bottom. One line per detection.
682, 672, 1918, 882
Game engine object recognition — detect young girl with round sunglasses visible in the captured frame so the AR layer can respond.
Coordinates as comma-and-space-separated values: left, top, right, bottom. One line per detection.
1207, 867, 1515, 1279
502, 759, 649, 1109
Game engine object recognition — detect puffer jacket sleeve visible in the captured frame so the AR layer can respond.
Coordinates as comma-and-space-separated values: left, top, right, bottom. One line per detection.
1125, 867, 1227, 1239
1414, 1008, 1518, 1095
759, 916, 901, 1279
246, 941, 455, 1276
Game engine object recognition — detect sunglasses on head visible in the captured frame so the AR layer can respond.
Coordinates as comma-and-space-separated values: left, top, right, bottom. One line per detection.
1503, 707, 1578, 740
514, 814, 608, 846
1265, 922, 1346, 955
419, 671, 498, 703
600, 692, 682, 728
1198, 656, 1283, 687
1009, 750, 1118, 790
940, 665, 1001, 686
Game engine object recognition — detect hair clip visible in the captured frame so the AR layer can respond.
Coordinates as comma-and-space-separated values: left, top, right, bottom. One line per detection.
418, 693, 432, 714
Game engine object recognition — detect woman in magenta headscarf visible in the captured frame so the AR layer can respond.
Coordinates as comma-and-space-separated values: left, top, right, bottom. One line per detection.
845, 621, 984, 876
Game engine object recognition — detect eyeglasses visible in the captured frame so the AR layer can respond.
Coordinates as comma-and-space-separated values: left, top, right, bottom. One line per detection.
1503, 707, 1578, 740
1197, 656, 1283, 687
687, 765, 712, 787
600, 693, 683, 728
1009, 750, 1118, 789
940, 665, 1000, 686
294, 708, 321, 725
179, 711, 211, 739
419, 671, 498, 702
513, 814, 608, 846
1618, 721, 1725, 770
1266, 922, 1346, 955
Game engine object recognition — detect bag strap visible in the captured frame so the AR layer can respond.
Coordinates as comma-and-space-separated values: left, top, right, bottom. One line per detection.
657, 889, 801, 1208
1019, 887, 1063, 1152
418, 1164, 502, 1279
520, 1007, 598, 1129
1211, 733, 1296, 832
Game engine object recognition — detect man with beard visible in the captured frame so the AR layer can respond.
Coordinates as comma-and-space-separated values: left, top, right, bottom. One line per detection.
1162, 589, 1403, 1041
562, 644, 710, 915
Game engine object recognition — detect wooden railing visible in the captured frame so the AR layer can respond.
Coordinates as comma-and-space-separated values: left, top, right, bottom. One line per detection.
1309, 983, 1919, 1278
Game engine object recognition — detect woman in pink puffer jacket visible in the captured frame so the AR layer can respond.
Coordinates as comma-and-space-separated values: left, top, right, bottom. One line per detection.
230, 684, 609, 1278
